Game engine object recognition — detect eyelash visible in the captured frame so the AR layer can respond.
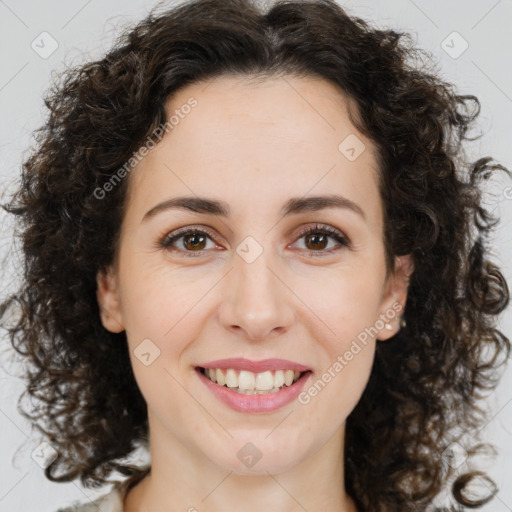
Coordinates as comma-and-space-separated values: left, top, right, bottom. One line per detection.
158, 223, 351, 258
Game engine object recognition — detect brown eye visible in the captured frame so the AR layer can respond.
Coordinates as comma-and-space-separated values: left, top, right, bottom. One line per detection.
182, 232, 208, 251
293, 224, 350, 256
159, 228, 218, 256
159, 224, 350, 258
304, 232, 329, 251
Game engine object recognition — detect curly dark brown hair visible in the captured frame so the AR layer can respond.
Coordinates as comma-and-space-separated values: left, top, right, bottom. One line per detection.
1, 0, 510, 510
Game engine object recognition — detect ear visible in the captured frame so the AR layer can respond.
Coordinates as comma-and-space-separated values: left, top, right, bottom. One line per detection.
96, 266, 125, 333
376, 254, 414, 341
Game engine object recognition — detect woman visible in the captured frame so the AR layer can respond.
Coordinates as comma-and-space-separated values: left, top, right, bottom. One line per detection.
1, 0, 510, 510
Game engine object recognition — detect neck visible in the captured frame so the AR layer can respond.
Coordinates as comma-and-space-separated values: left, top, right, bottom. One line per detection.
123, 417, 357, 512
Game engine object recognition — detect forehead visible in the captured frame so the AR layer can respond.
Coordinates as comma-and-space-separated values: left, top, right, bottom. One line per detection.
126, 74, 382, 231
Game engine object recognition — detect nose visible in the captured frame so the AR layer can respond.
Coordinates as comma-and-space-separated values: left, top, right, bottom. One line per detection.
218, 245, 295, 341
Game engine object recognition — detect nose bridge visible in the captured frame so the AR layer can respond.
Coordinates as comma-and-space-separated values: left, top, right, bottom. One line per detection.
220, 235, 294, 339
236, 239, 275, 295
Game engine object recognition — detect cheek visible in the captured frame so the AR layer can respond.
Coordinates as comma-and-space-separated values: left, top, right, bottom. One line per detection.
296, 263, 385, 341
119, 258, 214, 342
293, 268, 380, 403
127, 355, 199, 445
119, 263, 219, 410
120, 274, 202, 421
298, 331, 376, 425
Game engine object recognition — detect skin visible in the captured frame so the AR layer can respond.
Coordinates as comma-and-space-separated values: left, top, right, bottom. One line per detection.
96, 74, 414, 512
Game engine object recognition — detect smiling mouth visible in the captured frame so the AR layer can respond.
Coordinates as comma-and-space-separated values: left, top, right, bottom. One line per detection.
197, 366, 311, 395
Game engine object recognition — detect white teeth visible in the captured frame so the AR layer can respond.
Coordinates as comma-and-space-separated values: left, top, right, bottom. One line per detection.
273, 370, 285, 388
225, 369, 238, 388
255, 370, 274, 391
235, 387, 281, 395
202, 367, 305, 393
238, 370, 255, 390
216, 369, 225, 386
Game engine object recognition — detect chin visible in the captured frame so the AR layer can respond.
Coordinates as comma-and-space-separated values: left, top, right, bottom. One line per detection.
201, 432, 313, 476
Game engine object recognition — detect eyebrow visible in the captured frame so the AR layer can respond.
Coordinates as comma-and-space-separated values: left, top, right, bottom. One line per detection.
142, 194, 366, 223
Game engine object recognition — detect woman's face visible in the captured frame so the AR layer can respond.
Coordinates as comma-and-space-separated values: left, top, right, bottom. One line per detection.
97, 74, 413, 475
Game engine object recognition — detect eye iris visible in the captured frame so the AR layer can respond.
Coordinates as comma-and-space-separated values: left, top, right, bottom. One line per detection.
183, 233, 207, 251
305, 232, 328, 250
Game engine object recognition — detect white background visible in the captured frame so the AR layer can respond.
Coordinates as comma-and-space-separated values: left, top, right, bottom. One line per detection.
1, 0, 511, 510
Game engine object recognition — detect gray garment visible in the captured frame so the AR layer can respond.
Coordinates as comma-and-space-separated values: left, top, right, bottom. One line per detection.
56, 469, 150, 512
56, 482, 125, 512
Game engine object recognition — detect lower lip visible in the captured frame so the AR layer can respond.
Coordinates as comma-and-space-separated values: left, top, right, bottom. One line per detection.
195, 367, 312, 413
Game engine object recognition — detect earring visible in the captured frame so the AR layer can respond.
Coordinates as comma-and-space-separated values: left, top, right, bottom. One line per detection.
385, 317, 405, 332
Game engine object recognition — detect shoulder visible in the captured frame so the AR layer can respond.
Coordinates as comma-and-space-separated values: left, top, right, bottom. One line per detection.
55, 468, 150, 512
55, 482, 124, 512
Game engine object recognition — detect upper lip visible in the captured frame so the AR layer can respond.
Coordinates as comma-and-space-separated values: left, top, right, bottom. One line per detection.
197, 358, 312, 373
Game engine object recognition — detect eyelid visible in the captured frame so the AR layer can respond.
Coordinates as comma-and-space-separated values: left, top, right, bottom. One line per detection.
158, 224, 222, 251
293, 223, 350, 246
158, 223, 351, 256
290, 223, 351, 255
